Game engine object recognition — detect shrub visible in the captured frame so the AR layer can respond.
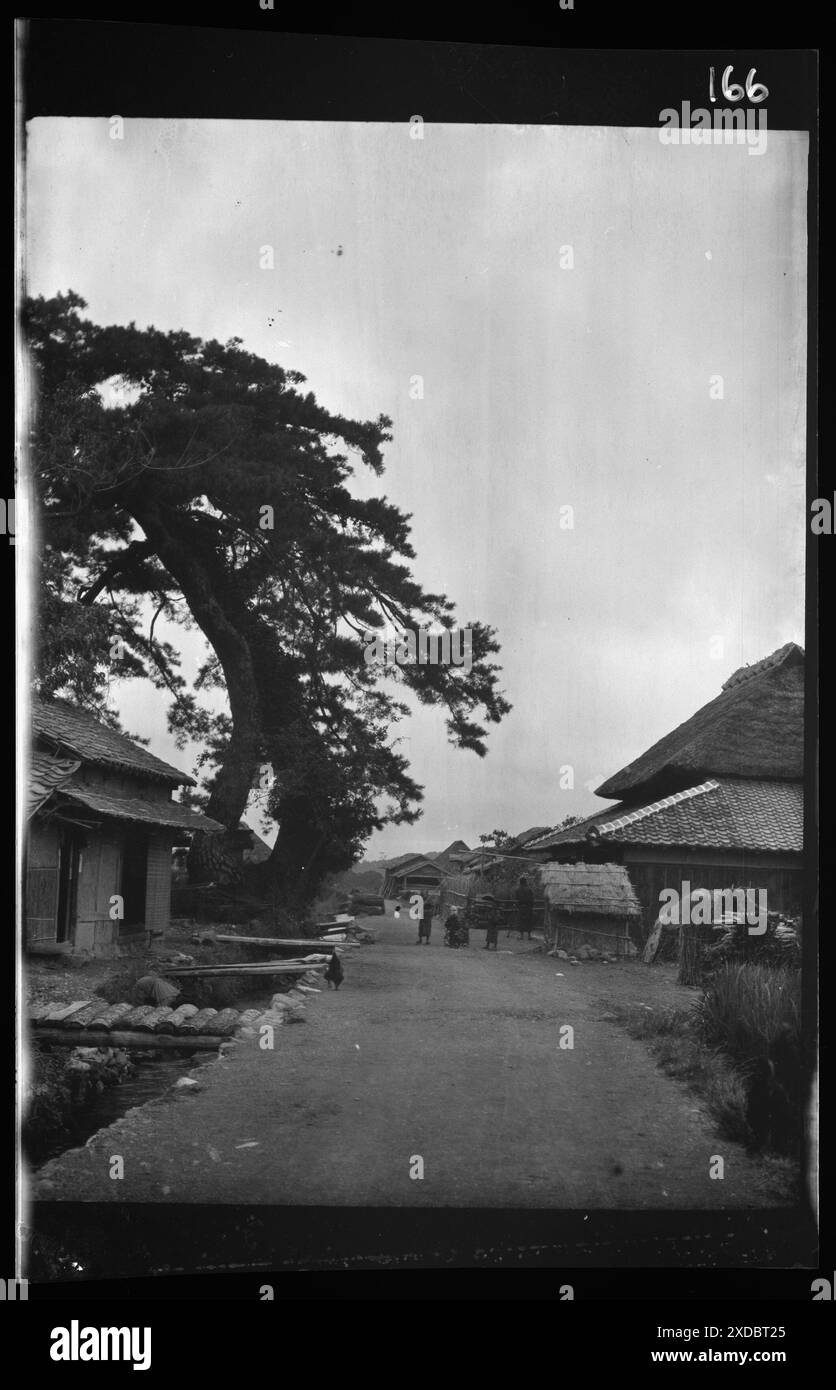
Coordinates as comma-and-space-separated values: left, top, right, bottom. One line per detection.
696, 963, 801, 1064
697, 962, 802, 1157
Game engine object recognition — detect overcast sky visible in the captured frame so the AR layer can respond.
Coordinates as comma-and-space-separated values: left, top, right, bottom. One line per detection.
26, 118, 808, 858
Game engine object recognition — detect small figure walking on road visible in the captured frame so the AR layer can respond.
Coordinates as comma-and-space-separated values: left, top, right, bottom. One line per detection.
516, 874, 534, 941
325, 953, 344, 990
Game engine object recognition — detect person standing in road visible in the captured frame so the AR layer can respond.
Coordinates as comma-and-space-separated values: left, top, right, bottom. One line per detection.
414, 892, 431, 945
444, 908, 461, 948
516, 875, 535, 940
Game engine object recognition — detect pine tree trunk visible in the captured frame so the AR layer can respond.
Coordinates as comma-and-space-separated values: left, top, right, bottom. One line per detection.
128, 500, 265, 882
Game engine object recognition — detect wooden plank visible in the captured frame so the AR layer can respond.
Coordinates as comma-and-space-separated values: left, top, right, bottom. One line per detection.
212, 934, 339, 949
31, 1027, 221, 1051
179, 1008, 219, 1035
162, 958, 327, 970
88, 1002, 134, 1030
155, 1004, 198, 1033
160, 962, 326, 977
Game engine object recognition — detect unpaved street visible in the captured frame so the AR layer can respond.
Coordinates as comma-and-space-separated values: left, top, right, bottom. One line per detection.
33, 910, 789, 1208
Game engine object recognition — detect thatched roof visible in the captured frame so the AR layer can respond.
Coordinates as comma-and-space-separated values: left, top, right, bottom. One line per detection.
595, 643, 803, 802
529, 778, 802, 855
539, 862, 641, 918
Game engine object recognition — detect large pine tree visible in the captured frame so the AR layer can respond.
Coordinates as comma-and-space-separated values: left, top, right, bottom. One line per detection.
25, 292, 511, 904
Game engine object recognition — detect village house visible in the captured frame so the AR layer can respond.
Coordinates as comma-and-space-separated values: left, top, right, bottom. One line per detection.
526, 643, 804, 938
432, 839, 471, 874
381, 851, 447, 900
25, 697, 223, 956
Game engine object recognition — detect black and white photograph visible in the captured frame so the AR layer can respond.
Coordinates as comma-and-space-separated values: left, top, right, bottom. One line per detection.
13, 21, 821, 1314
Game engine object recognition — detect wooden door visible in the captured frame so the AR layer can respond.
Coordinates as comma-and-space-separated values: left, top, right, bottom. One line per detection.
25, 863, 60, 944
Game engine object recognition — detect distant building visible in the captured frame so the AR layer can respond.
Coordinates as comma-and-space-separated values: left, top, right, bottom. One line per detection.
432, 839, 471, 873
527, 643, 805, 935
382, 852, 446, 899
25, 697, 222, 956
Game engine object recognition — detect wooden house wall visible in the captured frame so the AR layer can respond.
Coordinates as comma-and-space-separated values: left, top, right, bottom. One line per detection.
544, 844, 803, 942
623, 852, 804, 938
26, 820, 175, 957
385, 867, 445, 897
73, 763, 174, 803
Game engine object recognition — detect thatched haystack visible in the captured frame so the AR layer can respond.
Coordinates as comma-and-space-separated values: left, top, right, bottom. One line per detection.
539, 862, 640, 958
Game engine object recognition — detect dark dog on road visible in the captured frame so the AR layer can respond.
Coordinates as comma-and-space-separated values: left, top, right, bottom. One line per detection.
325, 954, 344, 990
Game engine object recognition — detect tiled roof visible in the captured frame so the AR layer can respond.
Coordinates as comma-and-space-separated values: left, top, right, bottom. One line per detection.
59, 784, 224, 832
33, 697, 194, 785
530, 779, 802, 855
28, 753, 81, 818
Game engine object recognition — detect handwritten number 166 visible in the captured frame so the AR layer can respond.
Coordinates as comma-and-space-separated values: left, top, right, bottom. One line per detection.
709, 66, 769, 104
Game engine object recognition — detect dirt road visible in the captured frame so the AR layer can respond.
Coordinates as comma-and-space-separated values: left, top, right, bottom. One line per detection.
32, 909, 789, 1208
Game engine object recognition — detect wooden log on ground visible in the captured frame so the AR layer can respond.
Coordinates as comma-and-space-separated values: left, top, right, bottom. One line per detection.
134, 1006, 175, 1032
31, 1027, 221, 1051
60, 1001, 111, 1030
88, 1002, 134, 1030
212, 934, 341, 949
179, 1007, 219, 1035
42, 1001, 94, 1026
202, 1008, 240, 1036
155, 1004, 198, 1033
160, 962, 326, 977
117, 1005, 157, 1030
